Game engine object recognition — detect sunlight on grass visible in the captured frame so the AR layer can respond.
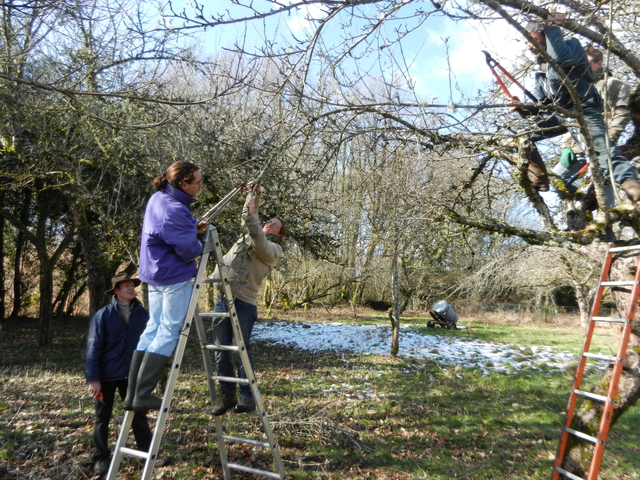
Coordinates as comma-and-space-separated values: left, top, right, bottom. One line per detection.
1, 312, 639, 479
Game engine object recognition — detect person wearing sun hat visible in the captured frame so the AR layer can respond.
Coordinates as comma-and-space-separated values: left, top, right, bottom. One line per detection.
85, 272, 152, 477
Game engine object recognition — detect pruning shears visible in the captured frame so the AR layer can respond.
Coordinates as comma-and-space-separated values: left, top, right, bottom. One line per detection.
482, 50, 538, 103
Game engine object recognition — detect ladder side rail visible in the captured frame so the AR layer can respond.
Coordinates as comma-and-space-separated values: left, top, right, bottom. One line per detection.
207, 226, 242, 480
209, 227, 287, 479
587, 254, 640, 480
194, 311, 219, 410
552, 249, 615, 479
139, 229, 214, 480
106, 411, 134, 479
193, 309, 232, 480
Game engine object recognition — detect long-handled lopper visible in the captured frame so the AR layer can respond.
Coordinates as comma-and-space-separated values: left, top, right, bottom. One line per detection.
197, 181, 255, 224
482, 50, 538, 103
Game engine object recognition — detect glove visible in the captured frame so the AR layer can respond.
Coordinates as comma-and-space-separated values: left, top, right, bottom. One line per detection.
560, 147, 576, 169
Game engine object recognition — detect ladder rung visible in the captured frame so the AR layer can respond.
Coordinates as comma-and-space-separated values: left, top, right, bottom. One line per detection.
227, 462, 282, 479
564, 427, 598, 444
609, 245, 640, 253
553, 466, 585, 480
583, 352, 617, 362
592, 316, 626, 324
203, 278, 222, 284
222, 434, 271, 448
210, 375, 250, 384
204, 344, 240, 352
119, 447, 150, 459
601, 281, 637, 287
199, 312, 230, 318
574, 389, 609, 403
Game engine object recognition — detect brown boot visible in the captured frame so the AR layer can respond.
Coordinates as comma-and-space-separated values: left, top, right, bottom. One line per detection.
621, 178, 640, 202
212, 390, 237, 416
527, 148, 550, 191
502, 147, 550, 191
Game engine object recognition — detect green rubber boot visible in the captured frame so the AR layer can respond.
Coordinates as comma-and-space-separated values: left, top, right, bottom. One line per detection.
123, 350, 145, 411
133, 352, 170, 413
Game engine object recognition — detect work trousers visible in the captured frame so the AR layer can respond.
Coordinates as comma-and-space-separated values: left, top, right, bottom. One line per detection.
93, 380, 152, 461
212, 298, 258, 399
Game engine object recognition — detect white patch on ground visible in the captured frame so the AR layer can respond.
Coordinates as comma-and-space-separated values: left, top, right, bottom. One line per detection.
254, 321, 590, 375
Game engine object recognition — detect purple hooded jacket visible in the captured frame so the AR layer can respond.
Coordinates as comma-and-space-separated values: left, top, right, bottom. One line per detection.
139, 184, 202, 286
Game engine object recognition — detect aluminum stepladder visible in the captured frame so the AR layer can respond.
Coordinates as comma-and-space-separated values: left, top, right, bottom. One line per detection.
551, 244, 640, 480
107, 223, 286, 480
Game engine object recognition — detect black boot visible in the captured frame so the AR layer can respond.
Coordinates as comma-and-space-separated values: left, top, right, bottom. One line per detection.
212, 390, 237, 416
133, 352, 170, 413
123, 350, 145, 411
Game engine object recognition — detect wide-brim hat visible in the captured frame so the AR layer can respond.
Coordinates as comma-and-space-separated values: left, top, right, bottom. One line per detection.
106, 272, 141, 294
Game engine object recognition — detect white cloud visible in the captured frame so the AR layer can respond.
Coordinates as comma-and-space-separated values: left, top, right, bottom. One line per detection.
410, 18, 527, 101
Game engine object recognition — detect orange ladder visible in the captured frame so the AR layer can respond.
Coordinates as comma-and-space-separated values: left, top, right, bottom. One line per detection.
552, 244, 640, 480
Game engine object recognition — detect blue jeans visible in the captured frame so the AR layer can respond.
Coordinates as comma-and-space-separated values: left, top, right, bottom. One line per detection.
529, 99, 638, 185
136, 280, 194, 357
211, 298, 257, 399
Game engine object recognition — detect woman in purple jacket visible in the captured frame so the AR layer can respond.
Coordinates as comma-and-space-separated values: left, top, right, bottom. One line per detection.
124, 161, 206, 413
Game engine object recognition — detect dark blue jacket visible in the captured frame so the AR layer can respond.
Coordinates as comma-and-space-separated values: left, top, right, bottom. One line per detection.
85, 298, 149, 383
534, 26, 599, 109
139, 184, 202, 286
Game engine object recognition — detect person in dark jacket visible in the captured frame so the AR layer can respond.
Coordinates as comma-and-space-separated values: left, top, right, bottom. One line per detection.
85, 273, 152, 477
508, 10, 640, 202
124, 161, 207, 413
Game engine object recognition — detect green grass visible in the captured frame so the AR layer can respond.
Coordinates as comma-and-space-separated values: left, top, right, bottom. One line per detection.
1, 312, 639, 479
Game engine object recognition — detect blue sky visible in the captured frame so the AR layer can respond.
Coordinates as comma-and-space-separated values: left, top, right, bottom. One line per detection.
165, 1, 527, 106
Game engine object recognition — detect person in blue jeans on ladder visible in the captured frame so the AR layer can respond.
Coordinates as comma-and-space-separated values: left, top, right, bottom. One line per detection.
124, 161, 208, 413
210, 184, 285, 415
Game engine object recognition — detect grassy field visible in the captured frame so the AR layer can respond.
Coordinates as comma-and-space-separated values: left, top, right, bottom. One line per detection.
1, 308, 639, 480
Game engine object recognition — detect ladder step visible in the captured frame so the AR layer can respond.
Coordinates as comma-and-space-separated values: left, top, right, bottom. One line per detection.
210, 374, 250, 384
583, 352, 617, 362
553, 466, 585, 480
609, 245, 640, 253
574, 389, 609, 403
601, 281, 638, 287
199, 312, 230, 318
564, 427, 598, 444
204, 344, 240, 352
592, 316, 626, 324
119, 447, 150, 459
203, 278, 223, 284
222, 434, 271, 448
227, 462, 282, 479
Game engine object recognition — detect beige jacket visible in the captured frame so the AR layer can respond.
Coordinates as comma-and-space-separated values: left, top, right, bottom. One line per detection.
561, 68, 631, 151
212, 190, 282, 305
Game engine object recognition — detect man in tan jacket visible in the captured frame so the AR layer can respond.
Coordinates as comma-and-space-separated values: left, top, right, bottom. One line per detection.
553, 48, 632, 195
210, 185, 285, 415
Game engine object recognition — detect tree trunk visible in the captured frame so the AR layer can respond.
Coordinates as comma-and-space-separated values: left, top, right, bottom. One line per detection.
560, 247, 640, 476
65, 283, 87, 316
37, 249, 54, 346
389, 250, 401, 357
0, 190, 4, 320
72, 205, 110, 317
574, 283, 595, 333
53, 241, 83, 316
10, 191, 31, 318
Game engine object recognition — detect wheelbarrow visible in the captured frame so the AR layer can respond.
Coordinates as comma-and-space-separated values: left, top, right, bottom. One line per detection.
427, 300, 458, 330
